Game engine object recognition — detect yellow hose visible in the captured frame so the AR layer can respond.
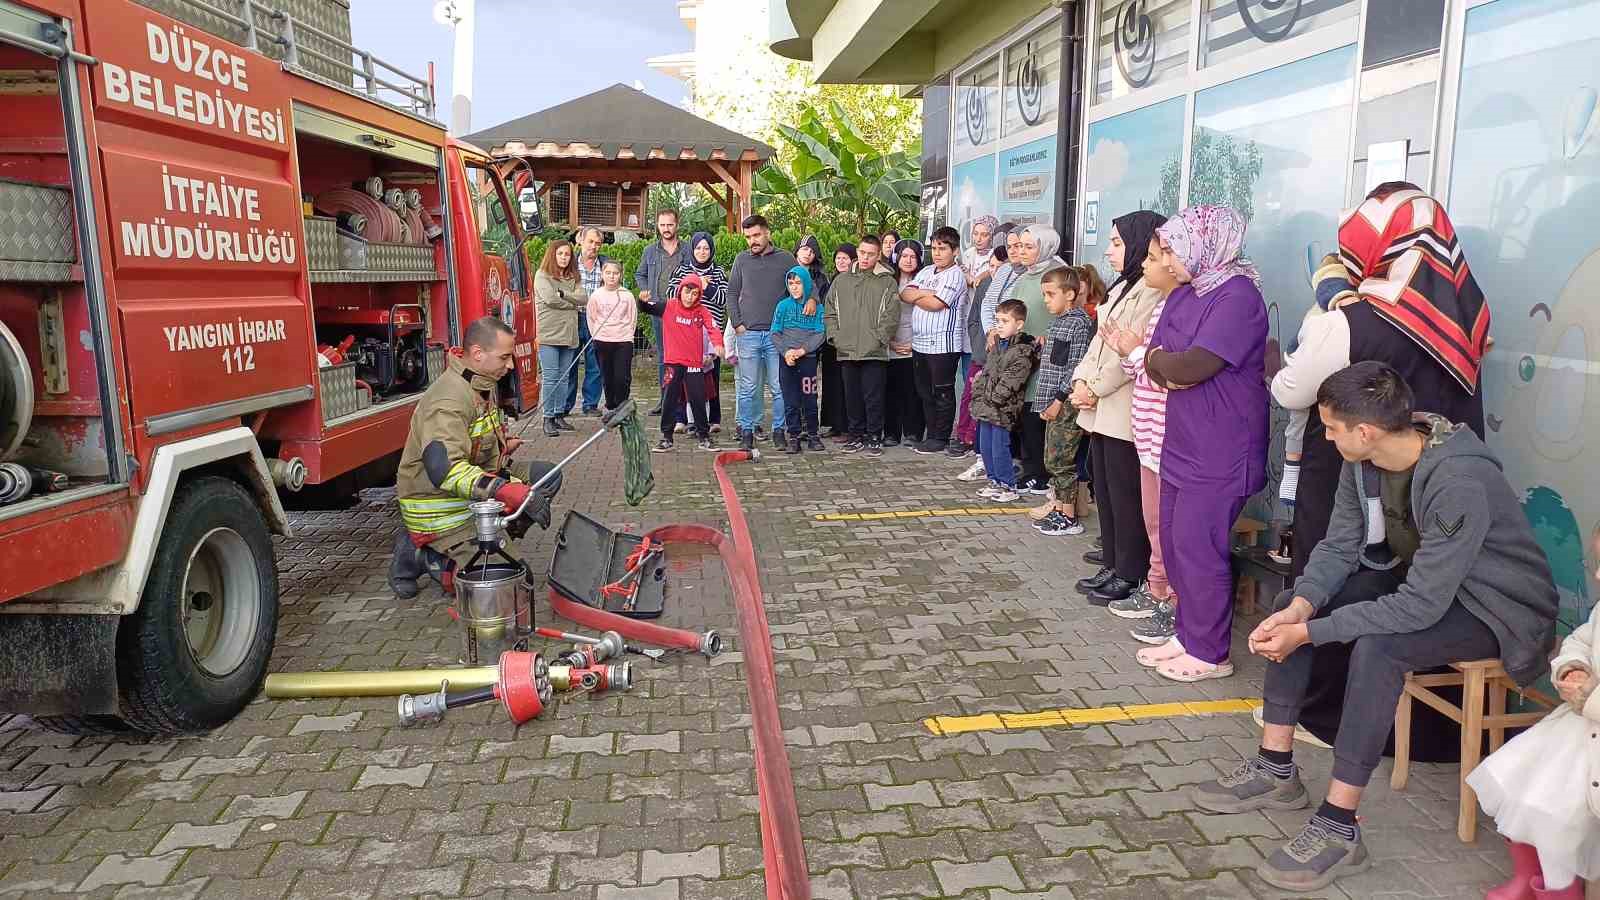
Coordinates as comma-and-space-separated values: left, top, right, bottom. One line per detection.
263, 666, 498, 698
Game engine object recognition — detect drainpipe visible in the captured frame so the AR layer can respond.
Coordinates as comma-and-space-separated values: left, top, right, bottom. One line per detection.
1055, 1, 1086, 262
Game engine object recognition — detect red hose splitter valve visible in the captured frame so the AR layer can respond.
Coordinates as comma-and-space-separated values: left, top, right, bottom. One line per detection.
396, 651, 553, 726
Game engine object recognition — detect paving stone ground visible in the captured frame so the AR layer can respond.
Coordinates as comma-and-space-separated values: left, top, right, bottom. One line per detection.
0, 374, 1518, 898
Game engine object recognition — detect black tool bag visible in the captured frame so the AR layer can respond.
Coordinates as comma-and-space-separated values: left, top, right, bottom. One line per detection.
547, 510, 667, 618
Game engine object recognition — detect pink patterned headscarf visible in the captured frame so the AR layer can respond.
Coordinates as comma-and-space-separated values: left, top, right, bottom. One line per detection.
1156, 205, 1262, 297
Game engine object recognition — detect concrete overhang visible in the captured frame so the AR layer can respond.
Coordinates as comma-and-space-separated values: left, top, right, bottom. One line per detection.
772, 0, 1059, 84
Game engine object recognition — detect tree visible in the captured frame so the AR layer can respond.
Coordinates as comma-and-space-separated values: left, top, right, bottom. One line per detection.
753, 100, 921, 235
1158, 128, 1264, 222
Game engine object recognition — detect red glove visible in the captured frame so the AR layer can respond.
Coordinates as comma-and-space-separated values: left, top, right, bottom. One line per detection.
494, 481, 532, 514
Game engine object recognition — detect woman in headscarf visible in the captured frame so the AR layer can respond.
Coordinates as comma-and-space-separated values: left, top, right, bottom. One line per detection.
953, 224, 1018, 479
1103, 206, 1268, 682
883, 238, 926, 447
1067, 211, 1169, 612
1268, 182, 1490, 761
1009, 225, 1070, 493
961, 214, 1001, 286
668, 231, 729, 433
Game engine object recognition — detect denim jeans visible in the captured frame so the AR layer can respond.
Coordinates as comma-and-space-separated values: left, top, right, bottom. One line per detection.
734, 330, 785, 433
563, 317, 603, 414
779, 354, 819, 437
538, 344, 577, 418
977, 421, 1013, 487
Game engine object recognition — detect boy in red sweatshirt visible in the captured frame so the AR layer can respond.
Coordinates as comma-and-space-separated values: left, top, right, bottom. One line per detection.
642, 273, 725, 451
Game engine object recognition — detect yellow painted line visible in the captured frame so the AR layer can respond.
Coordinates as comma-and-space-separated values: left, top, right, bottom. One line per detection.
813, 506, 1033, 521
923, 698, 1263, 736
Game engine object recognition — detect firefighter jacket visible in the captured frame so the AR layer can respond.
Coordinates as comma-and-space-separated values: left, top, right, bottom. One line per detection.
395, 353, 510, 540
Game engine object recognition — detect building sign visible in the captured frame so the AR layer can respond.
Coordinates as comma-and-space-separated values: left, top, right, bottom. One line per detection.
997, 136, 1057, 227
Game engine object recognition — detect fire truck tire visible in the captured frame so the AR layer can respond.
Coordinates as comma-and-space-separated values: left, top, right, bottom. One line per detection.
32, 715, 134, 736
116, 475, 279, 734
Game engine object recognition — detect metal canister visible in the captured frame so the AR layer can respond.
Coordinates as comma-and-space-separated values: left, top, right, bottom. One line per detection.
452, 561, 532, 665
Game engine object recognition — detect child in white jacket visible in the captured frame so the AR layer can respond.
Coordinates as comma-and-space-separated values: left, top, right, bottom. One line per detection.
1468, 525, 1600, 899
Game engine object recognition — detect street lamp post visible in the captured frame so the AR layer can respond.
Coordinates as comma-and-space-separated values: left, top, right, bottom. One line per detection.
433, 0, 475, 135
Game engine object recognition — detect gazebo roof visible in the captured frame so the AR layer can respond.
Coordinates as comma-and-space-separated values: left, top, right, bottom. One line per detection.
465, 83, 774, 164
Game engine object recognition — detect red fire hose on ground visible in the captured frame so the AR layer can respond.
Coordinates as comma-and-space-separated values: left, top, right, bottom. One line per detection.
546, 450, 810, 900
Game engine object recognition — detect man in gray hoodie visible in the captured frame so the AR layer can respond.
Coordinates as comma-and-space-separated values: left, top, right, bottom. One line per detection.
1187, 361, 1558, 892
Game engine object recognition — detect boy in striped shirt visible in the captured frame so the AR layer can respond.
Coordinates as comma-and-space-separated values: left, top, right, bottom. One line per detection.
899, 226, 969, 455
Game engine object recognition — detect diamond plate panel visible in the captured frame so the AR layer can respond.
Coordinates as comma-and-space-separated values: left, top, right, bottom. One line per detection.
0, 179, 75, 265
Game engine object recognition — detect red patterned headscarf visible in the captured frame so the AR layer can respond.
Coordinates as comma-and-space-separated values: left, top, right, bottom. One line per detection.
1337, 188, 1489, 392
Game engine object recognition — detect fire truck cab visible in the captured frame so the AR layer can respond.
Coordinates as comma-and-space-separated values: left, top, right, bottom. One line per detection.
0, 0, 535, 733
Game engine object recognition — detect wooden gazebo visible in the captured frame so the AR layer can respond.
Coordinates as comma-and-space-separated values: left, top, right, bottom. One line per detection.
466, 84, 775, 232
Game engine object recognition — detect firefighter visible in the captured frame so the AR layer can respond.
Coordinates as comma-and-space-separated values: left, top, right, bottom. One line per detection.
388, 316, 562, 598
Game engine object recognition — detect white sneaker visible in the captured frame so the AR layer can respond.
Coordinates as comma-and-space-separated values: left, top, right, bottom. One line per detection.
991, 487, 1021, 502
976, 483, 1002, 499
957, 460, 987, 482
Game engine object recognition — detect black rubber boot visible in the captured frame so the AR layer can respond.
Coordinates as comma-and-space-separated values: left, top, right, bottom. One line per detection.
543, 418, 561, 437
388, 530, 426, 600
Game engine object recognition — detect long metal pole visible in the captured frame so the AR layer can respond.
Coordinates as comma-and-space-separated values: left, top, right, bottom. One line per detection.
263, 666, 497, 698
449, 0, 474, 135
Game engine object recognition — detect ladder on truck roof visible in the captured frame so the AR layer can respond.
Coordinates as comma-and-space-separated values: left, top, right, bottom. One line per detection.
134, 0, 439, 123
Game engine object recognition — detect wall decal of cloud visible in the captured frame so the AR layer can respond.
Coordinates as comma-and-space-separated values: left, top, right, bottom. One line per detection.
1086, 138, 1131, 193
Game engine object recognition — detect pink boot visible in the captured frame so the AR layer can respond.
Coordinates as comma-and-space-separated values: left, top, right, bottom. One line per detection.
1531, 875, 1584, 899
1487, 840, 1541, 900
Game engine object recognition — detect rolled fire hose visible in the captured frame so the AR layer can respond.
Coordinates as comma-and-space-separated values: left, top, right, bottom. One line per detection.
315, 188, 404, 243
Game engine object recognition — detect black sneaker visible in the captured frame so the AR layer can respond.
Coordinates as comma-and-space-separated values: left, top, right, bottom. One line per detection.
1018, 477, 1051, 495
773, 428, 788, 449
651, 439, 673, 453
555, 416, 577, 432
806, 435, 825, 452
739, 430, 754, 452
1037, 513, 1085, 537
882, 437, 900, 448
944, 442, 971, 459
1075, 567, 1115, 594
864, 440, 884, 458
841, 439, 865, 454
696, 437, 717, 452
543, 418, 561, 437
1083, 548, 1105, 565
786, 437, 801, 454
913, 439, 948, 455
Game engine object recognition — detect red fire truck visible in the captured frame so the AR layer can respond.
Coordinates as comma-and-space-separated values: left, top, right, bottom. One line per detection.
0, 0, 538, 733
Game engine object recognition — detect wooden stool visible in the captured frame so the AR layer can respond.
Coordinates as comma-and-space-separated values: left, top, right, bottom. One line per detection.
1391, 659, 1556, 842
1229, 517, 1271, 615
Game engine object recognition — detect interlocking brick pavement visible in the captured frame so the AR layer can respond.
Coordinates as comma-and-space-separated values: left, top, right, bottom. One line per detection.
0, 373, 1520, 897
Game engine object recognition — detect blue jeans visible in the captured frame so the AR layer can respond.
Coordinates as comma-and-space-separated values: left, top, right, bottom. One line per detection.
734, 329, 785, 433
538, 344, 576, 418
978, 421, 1013, 487
563, 317, 603, 414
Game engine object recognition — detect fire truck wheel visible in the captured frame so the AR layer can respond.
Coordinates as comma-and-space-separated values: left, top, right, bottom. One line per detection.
117, 476, 279, 734
32, 715, 134, 736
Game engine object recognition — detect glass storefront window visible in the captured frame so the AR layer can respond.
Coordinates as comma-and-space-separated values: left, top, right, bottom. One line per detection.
1003, 20, 1062, 137
1079, 97, 1186, 258
1190, 45, 1355, 328
922, 83, 950, 184
954, 56, 1001, 156
1094, 0, 1193, 104
1200, 0, 1359, 69
1447, 0, 1600, 625
1190, 44, 1356, 518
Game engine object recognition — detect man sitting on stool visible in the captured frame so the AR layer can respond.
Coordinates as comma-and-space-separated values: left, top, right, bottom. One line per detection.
389, 316, 563, 598
1189, 361, 1557, 891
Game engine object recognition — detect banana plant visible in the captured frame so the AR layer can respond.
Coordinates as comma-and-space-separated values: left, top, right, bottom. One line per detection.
753, 100, 920, 235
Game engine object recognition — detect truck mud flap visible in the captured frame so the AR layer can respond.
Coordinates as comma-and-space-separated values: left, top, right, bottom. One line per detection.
0, 613, 119, 715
